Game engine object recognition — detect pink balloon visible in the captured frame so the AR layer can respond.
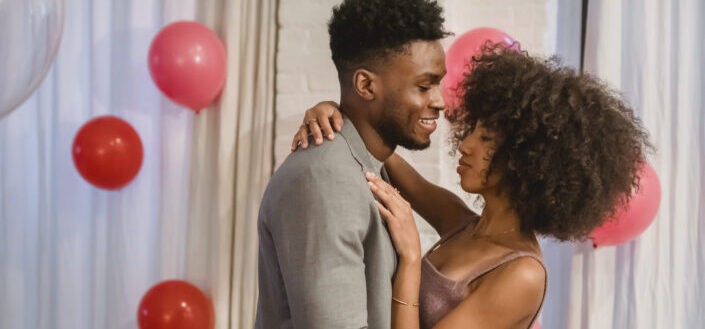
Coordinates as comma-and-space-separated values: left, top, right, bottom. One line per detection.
531, 320, 541, 329
148, 21, 226, 113
443, 27, 516, 113
590, 162, 661, 247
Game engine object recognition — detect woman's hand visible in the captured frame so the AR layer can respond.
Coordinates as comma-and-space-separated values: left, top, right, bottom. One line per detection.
291, 101, 345, 151
366, 172, 422, 263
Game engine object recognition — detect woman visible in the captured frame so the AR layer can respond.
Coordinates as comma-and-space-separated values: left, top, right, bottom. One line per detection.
292, 45, 650, 329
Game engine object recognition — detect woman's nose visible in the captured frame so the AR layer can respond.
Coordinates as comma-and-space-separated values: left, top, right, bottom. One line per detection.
459, 136, 473, 155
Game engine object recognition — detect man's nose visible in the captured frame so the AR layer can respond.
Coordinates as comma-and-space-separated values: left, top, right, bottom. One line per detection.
430, 85, 445, 111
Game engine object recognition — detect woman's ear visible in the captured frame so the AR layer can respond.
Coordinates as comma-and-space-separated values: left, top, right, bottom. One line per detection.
352, 69, 377, 101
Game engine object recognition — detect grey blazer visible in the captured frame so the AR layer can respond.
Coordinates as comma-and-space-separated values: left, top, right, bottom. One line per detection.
255, 117, 397, 329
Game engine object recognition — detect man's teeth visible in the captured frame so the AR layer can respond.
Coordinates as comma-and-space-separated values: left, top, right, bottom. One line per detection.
420, 119, 436, 125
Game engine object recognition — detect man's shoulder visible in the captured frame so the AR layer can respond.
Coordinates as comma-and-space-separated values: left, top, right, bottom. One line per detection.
275, 135, 363, 181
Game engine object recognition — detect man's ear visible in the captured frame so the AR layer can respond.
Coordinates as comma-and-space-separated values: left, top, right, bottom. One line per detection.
352, 69, 377, 101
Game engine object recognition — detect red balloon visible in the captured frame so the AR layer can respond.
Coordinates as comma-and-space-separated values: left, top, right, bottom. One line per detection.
590, 162, 661, 247
443, 27, 516, 113
138, 280, 215, 329
72, 116, 143, 190
148, 21, 227, 113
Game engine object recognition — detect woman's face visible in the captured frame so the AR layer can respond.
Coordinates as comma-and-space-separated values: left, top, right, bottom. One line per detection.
456, 121, 501, 194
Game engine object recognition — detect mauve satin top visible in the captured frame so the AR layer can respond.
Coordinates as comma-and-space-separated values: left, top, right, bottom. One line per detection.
419, 223, 546, 329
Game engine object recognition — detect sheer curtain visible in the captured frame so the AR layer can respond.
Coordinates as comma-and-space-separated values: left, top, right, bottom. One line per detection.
0, 0, 275, 328
189, 0, 275, 328
566, 0, 705, 328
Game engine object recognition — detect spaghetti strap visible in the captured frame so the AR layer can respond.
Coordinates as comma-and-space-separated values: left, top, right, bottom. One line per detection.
459, 251, 547, 329
426, 219, 473, 254
459, 251, 544, 285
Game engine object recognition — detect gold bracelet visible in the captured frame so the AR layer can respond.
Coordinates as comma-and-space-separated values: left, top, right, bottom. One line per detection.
392, 297, 419, 307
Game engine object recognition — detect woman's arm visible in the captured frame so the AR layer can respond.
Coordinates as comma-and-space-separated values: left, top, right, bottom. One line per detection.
292, 101, 478, 236
384, 153, 477, 237
367, 173, 421, 329
434, 257, 546, 329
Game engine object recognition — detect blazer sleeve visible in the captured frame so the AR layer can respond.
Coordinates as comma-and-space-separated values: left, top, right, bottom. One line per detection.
267, 165, 373, 329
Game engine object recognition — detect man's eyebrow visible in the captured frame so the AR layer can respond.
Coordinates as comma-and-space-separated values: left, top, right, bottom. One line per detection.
417, 73, 444, 81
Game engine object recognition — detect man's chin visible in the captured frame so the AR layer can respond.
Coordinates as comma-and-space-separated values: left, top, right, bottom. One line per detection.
398, 138, 431, 150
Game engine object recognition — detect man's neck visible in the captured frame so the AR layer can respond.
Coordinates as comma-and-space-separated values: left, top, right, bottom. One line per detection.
340, 101, 396, 163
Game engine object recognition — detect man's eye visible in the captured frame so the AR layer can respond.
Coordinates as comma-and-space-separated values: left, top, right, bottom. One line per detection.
418, 85, 430, 92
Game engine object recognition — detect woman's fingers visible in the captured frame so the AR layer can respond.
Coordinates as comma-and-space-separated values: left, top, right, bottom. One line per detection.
374, 199, 394, 221
291, 101, 345, 152
316, 112, 336, 140
331, 107, 344, 132
304, 118, 324, 145
291, 124, 310, 151
315, 100, 343, 132
368, 179, 395, 206
366, 173, 410, 216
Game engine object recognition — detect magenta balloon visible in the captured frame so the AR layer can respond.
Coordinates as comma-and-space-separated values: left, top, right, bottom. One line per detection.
443, 27, 516, 112
148, 21, 227, 113
590, 163, 661, 247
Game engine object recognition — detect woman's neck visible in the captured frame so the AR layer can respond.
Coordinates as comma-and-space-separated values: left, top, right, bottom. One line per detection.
473, 192, 522, 237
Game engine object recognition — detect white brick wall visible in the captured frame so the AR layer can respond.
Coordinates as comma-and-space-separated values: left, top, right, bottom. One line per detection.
275, 0, 557, 251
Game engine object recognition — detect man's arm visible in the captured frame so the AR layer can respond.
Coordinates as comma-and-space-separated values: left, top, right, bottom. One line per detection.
267, 166, 372, 328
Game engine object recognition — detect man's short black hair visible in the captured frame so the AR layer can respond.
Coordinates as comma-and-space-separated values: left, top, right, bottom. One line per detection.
328, 0, 450, 79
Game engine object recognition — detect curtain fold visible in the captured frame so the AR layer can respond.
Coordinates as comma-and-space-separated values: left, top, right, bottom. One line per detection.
0, 1, 199, 328
189, 0, 276, 328
567, 0, 705, 328
0, 0, 274, 328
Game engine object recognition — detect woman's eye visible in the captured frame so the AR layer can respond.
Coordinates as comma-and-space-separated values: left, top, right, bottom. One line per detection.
418, 85, 430, 92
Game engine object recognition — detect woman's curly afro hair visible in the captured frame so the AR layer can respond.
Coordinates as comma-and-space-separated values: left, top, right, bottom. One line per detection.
449, 44, 652, 241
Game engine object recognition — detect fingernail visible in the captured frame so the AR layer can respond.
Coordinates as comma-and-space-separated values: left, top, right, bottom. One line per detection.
328, 133, 335, 139
365, 172, 376, 178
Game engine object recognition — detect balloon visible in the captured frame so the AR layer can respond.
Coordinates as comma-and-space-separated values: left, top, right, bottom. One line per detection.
72, 116, 144, 190
148, 21, 227, 113
138, 280, 215, 329
0, 0, 64, 118
443, 27, 516, 113
590, 162, 661, 247
531, 320, 541, 329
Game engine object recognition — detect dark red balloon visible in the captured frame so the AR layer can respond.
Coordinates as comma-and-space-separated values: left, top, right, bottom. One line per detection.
72, 115, 143, 190
148, 21, 227, 113
138, 280, 215, 329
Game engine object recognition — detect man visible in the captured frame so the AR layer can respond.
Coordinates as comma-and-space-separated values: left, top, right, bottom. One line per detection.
256, 0, 448, 327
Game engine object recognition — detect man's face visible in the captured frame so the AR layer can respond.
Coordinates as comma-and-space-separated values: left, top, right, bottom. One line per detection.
375, 40, 446, 150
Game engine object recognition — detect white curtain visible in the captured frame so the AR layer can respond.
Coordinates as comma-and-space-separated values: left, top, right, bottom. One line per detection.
0, 0, 275, 328
188, 0, 275, 328
566, 0, 705, 328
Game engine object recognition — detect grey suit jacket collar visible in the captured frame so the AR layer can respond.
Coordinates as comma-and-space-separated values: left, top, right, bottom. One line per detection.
339, 116, 387, 177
